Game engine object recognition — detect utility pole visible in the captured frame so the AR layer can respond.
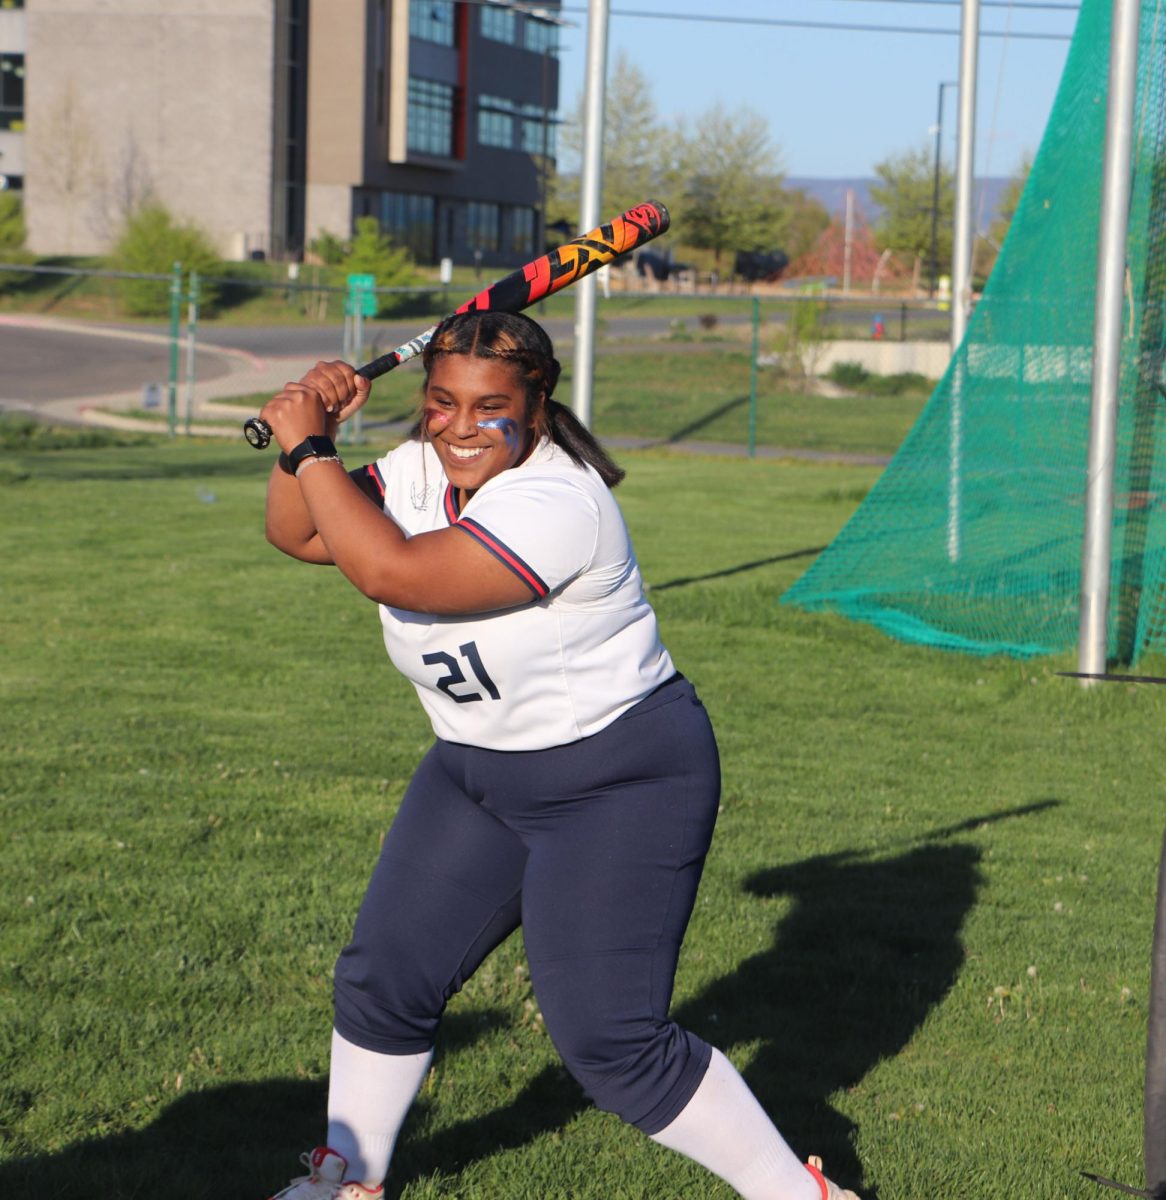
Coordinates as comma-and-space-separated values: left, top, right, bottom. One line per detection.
572, 0, 609, 429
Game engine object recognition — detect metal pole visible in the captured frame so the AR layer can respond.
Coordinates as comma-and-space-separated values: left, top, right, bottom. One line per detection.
166, 262, 182, 438
1077, 0, 1140, 684
352, 288, 365, 445
748, 296, 760, 458
951, 0, 980, 352
572, 0, 610, 429
948, 2, 980, 562
183, 271, 200, 436
928, 83, 947, 299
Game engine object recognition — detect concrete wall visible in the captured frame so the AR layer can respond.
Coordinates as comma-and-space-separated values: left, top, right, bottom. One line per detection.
816, 338, 951, 380
24, 0, 276, 257
303, 0, 366, 247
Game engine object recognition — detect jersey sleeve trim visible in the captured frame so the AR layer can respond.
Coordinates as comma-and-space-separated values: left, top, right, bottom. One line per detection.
350, 462, 387, 505
443, 484, 460, 525
454, 517, 549, 599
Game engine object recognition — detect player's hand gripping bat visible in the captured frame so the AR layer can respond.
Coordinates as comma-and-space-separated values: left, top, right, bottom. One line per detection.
242, 199, 671, 449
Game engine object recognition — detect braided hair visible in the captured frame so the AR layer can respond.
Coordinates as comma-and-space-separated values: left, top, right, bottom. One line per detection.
416, 311, 625, 488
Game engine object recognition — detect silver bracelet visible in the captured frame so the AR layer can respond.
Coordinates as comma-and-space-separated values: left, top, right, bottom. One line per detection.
295, 454, 344, 478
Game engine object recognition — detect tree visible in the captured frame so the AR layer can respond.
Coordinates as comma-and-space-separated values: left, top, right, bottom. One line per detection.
553, 52, 680, 231
974, 154, 1033, 280
0, 191, 25, 252
0, 192, 32, 294
308, 218, 417, 317
777, 188, 831, 263
870, 143, 954, 288
112, 202, 221, 317
677, 103, 787, 265
29, 81, 101, 250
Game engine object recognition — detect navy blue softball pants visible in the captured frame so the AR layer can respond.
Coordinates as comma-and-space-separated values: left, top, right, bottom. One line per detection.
332, 674, 721, 1135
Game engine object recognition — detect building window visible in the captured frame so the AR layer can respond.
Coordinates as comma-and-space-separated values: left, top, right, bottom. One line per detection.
511, 207, 536, 255
521, 105, 555, 159
467, 201, 500, 252
407, 77, 455, 157
477, 95, 515, 150
381, 191, 436, 261
523, 18, 558, 55
410, 0, 455, 45
480, 4, 516, 44
0, 54, 24, 131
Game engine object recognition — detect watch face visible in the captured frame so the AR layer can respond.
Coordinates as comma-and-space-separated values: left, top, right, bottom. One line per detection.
289, 435, 337, 469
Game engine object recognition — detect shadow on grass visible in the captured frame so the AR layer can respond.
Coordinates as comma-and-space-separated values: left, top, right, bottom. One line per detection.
648, 545, 826, 592
0, 803, 1058, 1199
663, 393, 750, 445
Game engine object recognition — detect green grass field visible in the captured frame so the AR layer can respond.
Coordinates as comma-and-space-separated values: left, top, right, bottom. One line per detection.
222, 350, 930, 461
3, 435, 1163, 1199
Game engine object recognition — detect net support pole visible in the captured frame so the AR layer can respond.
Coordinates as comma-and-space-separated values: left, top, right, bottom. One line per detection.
951, 0, 979, 353
572, 0, 610, 431
1077, 0, 1140, 684
948, 0, 980, 561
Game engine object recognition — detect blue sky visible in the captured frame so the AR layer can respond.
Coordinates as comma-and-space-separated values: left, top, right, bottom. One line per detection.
553, 1, 1077, 180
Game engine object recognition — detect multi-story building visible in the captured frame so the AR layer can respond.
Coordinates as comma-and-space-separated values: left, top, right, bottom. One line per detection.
0, 0, 24, 194
19, 0, 559, 266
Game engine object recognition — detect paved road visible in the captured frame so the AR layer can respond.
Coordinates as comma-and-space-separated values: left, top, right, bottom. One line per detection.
0, 301, 941, 412
0, 315, 603, 411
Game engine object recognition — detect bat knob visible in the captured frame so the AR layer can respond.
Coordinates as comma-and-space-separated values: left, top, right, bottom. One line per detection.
243, 417, 273, 449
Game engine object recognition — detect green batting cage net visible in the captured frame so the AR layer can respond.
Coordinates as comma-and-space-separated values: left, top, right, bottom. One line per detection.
782, 0, 1166, 662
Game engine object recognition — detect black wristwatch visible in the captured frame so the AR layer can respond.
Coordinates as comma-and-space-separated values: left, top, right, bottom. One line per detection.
285, 435, 338, 473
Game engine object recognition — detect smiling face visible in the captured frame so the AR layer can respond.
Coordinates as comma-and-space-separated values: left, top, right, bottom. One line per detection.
423, 354, 539, 497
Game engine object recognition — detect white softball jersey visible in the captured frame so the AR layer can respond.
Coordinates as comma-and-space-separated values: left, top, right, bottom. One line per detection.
358, 437, 676, 751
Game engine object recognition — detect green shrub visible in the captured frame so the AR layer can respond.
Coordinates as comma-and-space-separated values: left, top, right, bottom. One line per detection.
0, 192, 33, 293
309, 218, 418, 317
827, 360, 871, 387
112, 203, 221, 317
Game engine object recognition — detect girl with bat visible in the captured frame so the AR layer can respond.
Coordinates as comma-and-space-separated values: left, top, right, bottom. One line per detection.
257, 310, 861, 1200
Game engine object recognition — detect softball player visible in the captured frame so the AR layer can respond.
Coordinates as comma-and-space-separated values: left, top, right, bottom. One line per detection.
257, 312, 861, 1200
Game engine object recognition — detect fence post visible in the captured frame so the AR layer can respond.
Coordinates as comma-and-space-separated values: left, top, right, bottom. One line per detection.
183, 271, 200, 436
167, 262, 183, 437
352, 285, 366, 445
748, 296, 760, 458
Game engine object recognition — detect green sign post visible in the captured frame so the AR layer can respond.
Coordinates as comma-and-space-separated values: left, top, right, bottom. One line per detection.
346, 273, 376, 317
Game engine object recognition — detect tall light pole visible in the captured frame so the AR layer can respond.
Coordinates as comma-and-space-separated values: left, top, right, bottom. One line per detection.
573, 0, 610, 430
929, 80, 957, 299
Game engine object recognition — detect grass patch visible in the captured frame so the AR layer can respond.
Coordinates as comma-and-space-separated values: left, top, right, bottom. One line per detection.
218, 350, 927, 459
3, 442, 1156, 1200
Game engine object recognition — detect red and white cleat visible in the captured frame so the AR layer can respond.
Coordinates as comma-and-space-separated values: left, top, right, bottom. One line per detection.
268, 1147, 384, 1200
806, 1155, 862, 1200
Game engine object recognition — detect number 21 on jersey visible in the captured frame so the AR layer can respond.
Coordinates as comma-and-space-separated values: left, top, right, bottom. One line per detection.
421, 640, 501, 704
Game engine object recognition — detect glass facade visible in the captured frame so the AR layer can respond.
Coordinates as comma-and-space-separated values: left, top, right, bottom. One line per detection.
380, 191, 436, 261
0, 54, 23, 131
523, 18, 557, 55
510, 206, 535, 255
409, 0, 455, 45
467, 201, 500, 252
407, 77, 455, 157
480, 5, 516, 44
477, 96, 515, 150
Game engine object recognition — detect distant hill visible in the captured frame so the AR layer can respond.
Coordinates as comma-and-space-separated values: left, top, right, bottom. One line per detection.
786, 176, 1014, 230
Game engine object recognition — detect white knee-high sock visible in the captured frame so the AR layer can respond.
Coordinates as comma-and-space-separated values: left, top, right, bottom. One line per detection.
649, 1047, 820, 1200
325, 1029, 434, 1189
